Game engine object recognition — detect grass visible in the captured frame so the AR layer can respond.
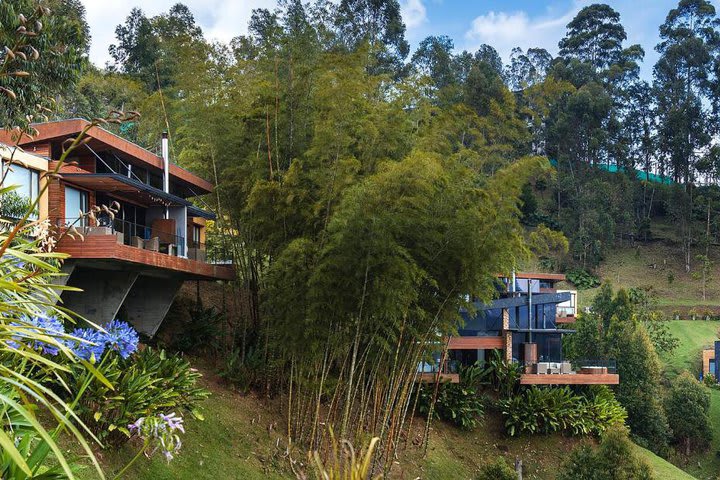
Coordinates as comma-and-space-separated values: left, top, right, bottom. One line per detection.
657, 320, 720, 479
74, 373, 293, 480
633, 445, 697, 480
571, 241, 720, 311
661, 320, 720, 378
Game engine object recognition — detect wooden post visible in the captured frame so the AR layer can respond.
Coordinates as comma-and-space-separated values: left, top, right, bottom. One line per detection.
515, 457, 523, 480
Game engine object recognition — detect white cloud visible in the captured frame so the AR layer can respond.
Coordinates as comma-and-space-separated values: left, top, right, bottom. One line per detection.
401, 0, 427, 30
464, 6, 580, 61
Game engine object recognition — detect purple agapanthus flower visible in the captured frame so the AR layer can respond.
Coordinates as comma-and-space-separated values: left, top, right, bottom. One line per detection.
8, 316, 66, 356
104, 320, 139, 359
66, 327, 107, 361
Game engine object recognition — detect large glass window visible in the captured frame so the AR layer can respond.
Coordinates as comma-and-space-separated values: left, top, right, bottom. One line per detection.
64, 186, 89, 226
2, 163, 39, 203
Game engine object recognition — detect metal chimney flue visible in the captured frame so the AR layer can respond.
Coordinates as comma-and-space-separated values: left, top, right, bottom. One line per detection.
161, 131, 170, 219
161, 131, 170, 193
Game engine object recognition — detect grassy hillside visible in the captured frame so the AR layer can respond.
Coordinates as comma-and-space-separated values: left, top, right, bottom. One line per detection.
572, 242, 720, 312
70, 361, 692, 480
658, 321, 720, 480
75, 372, 292, 480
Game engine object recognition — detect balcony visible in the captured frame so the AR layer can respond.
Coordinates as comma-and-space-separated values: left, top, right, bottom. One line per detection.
520, 359, 619, 385
55, 218, 234, 280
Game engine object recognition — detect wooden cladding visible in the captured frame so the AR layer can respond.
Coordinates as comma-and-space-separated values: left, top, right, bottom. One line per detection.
447, 336, 505, 350
520, 373, 620, 385
56, 234, 234, 280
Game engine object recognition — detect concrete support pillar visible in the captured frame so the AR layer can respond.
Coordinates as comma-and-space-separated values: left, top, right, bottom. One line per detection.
61, 268, 138, 325
122, 276, 183, 337
47, 261, 76, 305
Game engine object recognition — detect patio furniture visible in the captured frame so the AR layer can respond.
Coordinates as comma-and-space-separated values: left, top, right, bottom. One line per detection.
561, 361, 574, 374
537, 362, 549, 374
548, 362, 561, 374
130, 236, 144, 248
144, 237, 159, 252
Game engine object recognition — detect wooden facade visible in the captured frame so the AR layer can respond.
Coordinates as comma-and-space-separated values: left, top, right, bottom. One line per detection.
56, 235, 234, 280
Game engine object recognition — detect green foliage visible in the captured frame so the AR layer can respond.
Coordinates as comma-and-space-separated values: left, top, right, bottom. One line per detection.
0, 0, 89, 131
665, 371, 713, 455
65, 348, 209, 446
0, 190, 32, 220
565, 286, 671, 454
171, 306, 223, 355
558, 427, 654, 480
418, 364, 488, 430
566, 268, 601, 290
488, 351, 522, 398
703, 373, 717, 387
218, 347, 265, 394
476, 457, 516, 480
499, 386, 626, 437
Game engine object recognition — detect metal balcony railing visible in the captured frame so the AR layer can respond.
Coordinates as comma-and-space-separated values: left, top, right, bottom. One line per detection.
59, 217, 187, 259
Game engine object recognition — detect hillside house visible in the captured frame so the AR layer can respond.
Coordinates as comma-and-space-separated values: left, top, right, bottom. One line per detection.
0, 119, 233, 336
420, 272, 619, 385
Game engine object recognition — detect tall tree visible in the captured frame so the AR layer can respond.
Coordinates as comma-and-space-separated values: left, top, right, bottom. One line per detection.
654, 0, 720, 184
558, 4, 628, 72
335, 0, 409, 75
0, 0, 90, 131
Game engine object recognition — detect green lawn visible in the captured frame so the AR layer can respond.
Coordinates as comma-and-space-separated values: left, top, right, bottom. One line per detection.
659, 320, 720, 479
74, 377, 292, 480
661, 320, 720, 378
633, 445, 697, 480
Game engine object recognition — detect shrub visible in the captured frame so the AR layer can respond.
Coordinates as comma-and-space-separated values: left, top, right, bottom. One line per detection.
665, 371, 712, 455
488, 351, 522, 398
476, 457, 516, 480
557, 427, 653, 480
63, 346, 209, 446
418, 364, 487, 430
566, 269, 601, 290
171, 306, 224, 354
499, 386, 626, 437
218, 346, 266, 393
703, 373, 717, 387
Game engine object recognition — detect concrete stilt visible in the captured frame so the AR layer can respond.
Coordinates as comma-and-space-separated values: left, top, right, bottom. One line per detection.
60, 267, 138, 325
122, 276, 183, 337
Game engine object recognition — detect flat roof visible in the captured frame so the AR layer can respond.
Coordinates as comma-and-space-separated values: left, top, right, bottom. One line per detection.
0, 119, 214, 195
498, 272, 566, 281
61, 173, 215, 220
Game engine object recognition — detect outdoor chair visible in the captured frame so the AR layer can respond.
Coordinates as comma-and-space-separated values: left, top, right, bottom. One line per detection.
561, 361, 573, 374
130, 236, 144, 248
536, 362, 549, 374
144, 237, 159, 252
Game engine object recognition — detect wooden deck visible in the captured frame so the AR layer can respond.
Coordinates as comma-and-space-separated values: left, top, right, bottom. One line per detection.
555, 315, 577, 324
447, 336, 504, 349
417, 372, 460, 383
520, 373, 620, 385
56, 234, 234, 280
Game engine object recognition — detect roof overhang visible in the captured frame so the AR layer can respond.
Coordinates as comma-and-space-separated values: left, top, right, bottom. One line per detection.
60, 173, 216, 220
0, 119, 214, 194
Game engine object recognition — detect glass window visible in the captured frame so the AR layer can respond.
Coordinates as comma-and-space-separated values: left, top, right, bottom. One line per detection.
64, 186, 89, 226
2, 163, 39, 203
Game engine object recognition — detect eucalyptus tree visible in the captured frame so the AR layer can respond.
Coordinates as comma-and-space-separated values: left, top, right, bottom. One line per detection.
653, 0, 720, 185
506, 47, 552, 91
335, 0, 409, 75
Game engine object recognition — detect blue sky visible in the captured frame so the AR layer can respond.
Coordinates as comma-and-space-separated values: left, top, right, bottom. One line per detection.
80, 0, 718, 80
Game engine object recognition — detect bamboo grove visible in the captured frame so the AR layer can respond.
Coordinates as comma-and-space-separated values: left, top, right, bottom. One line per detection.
10, 0, 720, 473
